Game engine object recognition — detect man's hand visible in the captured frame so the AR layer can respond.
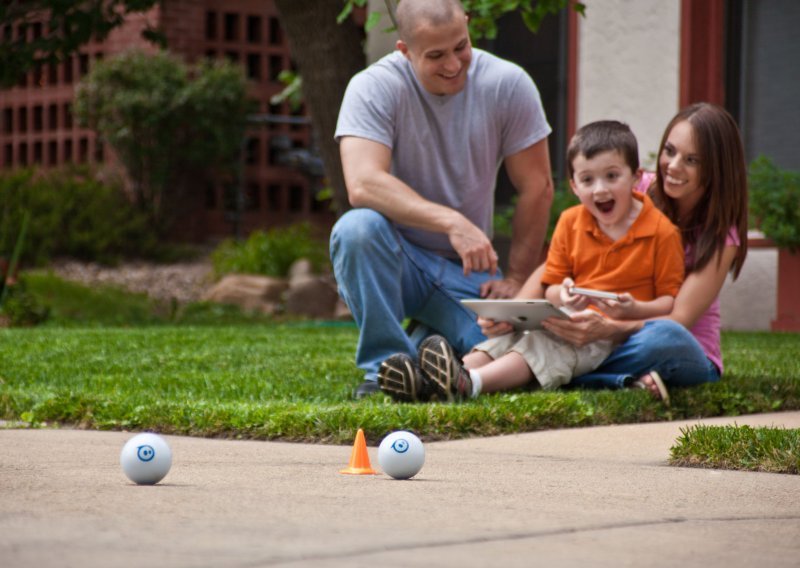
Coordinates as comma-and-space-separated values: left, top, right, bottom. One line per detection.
447, 215, 498, 276
480, 277, 523, 299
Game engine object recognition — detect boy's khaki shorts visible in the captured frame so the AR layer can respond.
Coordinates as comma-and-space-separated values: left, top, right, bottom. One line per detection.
473, 331, 613, 390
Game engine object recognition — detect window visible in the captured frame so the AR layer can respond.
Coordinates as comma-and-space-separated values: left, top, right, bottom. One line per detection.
726, 0, 800, 169
224, 13, 239, 42
268, 17, 282, 45
79, 138, 89, 163
205, 11, 217, 40
247, 15, 261, 43
48, 104, 58, 130
78, 53, 89, 77
247, 183, 261, 210
267, 184, 282, 210
246, 53, 261, 80
33, 106, 43, 131
289, 185, 304, 212
64, 139, 73, 161
245, 137, 260, 164
268, 55, 283, 82
63, 103, 73, 128
2, 108, 12, 133
33, 142, 43, 164
18, 107, 27, 133
63, 56, 73, 84
48, 140, 58, 165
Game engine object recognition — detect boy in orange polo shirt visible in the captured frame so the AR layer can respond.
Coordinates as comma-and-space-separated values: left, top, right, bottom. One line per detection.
378, 120, 684, 403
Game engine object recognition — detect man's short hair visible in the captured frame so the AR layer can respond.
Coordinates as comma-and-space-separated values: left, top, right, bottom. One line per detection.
396, 0, 466, 44
566, 120, 639, 179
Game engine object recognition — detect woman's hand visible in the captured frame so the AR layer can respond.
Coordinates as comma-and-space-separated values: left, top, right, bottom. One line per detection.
542, 309, 640, 346
477, 316, 513, 338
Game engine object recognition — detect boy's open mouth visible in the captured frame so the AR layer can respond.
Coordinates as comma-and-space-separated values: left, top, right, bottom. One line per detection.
595, 200, 615, 214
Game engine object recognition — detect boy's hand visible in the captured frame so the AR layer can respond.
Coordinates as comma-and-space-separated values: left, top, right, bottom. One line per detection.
477, 316, 513, 338
560, 278, 591, 311
592, 293, 636, 318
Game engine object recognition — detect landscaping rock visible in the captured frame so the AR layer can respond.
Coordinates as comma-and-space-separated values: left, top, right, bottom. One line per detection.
333, 298, 352, 321
288, 258, 314, 282
284, 275, 339, 318
202, 274, 288, 314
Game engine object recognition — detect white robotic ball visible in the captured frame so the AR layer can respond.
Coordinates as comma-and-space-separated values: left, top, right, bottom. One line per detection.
378, 430, 425, 480
120, 433, 172, 485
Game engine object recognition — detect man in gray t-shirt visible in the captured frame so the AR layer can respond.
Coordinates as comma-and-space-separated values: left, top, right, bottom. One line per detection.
330, 0, 553, 399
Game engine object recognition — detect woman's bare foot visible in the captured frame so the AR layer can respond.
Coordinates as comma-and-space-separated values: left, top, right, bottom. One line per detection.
631, 371, 670, 406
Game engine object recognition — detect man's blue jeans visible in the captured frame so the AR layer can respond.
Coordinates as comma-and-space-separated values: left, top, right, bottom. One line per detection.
330, 209, 494, 382
570, 320, 721, 389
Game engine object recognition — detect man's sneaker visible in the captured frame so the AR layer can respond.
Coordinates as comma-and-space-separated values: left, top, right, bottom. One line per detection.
378, 353, 428, 402
418, 335, 473, 402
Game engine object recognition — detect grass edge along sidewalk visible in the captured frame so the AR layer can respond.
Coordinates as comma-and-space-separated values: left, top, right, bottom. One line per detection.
0, 325, 798, 446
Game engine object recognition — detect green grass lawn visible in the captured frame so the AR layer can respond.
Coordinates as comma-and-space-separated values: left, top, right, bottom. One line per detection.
1, 272, 799, 449
670, 424, 800, 474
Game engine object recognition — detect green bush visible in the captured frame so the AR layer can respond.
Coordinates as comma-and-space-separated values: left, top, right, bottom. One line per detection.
494, 179, 579, 241
211, 223, 329, 278
749, 155, 800, 252
0, 278, 50, 327
75, 50, 251, 234
0, 166, 159, 266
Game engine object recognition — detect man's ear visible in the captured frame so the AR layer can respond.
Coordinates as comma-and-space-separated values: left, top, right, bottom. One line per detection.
396, 39, 410, 59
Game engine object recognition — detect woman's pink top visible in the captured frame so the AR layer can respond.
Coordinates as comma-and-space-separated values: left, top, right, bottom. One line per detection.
635, 172, 739, 373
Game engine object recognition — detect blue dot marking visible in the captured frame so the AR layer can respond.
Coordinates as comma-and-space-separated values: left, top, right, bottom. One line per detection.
137, 445, 156, 462
391, 439, 409, 453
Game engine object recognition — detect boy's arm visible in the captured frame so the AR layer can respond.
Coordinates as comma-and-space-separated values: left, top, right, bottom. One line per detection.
612, 294, 675, 320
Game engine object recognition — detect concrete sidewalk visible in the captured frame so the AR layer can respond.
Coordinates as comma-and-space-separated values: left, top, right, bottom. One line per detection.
2, 412, 799, 567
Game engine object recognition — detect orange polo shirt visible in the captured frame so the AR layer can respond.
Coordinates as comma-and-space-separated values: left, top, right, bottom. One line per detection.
541, 192, 684, 301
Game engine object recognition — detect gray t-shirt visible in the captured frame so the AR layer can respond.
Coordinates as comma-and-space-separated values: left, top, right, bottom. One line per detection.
335, 48, 551, 257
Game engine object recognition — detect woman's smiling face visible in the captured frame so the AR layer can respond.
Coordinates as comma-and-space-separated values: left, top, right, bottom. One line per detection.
659, 120, 705, 213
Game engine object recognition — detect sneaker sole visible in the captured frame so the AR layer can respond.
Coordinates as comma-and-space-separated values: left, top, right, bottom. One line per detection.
378, 354, 420, 402
419, 336, 457, 402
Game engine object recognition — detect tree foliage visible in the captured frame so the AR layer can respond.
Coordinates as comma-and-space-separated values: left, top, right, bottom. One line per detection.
74, 50, 252, 234
0, 0, 160, 88
340, 0, 585, 39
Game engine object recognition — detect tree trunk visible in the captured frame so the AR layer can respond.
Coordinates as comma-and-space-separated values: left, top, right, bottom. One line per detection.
274, 0, 366, 215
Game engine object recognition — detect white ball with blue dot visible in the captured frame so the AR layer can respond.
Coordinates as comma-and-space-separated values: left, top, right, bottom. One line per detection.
120, 433, 172, 485
378, 430, 425, 479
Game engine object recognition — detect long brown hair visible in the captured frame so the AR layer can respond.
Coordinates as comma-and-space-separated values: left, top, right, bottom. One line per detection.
650, 103, 748, 279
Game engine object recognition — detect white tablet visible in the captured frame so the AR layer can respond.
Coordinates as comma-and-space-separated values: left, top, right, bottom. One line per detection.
461, 299, 572, 331
569, 286, 620, 301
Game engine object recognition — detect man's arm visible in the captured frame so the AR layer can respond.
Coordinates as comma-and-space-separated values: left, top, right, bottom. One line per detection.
481, 138, 553, 298
340, 135, 499, 275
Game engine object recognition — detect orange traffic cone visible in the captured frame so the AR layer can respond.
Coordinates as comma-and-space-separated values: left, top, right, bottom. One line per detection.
339, 428, 377, 475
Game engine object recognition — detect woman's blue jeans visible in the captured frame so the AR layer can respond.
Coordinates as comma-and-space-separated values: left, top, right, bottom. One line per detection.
330, 209, 494, 382
570, 320, 720, 389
